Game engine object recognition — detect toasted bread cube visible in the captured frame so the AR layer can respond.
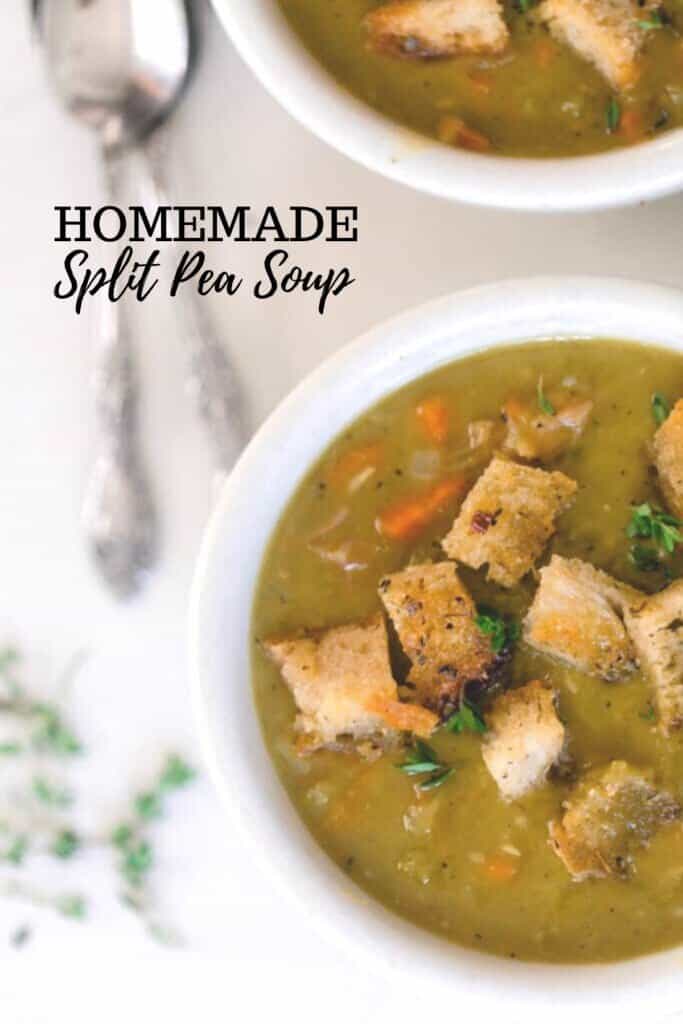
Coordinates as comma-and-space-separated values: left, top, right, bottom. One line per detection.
524, 556, 641, 681
264, 614, 438, 754
623, 580, 683, 734
539, 0, 645, 91
442, 458, 577, 587
378, 561, 500, 715
364, 0, 509, 59
653, 399, 683, 520
550, 761, 680, 880
481, 680, 566, 800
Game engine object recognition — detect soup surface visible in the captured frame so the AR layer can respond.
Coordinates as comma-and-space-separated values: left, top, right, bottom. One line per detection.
278, 0, 683, 157
252, 339, 683, 963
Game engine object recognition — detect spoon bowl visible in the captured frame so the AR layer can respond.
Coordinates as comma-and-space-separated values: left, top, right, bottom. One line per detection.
36, 0, 191, 150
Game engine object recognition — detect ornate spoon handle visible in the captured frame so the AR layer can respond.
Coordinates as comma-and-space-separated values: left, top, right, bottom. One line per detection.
82, 149, 157, 598
140, 144, 248, 474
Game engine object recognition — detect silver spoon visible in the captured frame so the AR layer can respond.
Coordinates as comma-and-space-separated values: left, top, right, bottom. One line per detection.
34, 0, 246, 596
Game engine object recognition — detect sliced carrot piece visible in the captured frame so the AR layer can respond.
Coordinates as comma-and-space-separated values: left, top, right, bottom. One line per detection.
437, 115, 491, 153
534, 38, 557, 69
619, 108, 644, 143
415, 396, 450, 444
376, 476, 466, 542
482, 853, 519, 882
326, 442, 383, 489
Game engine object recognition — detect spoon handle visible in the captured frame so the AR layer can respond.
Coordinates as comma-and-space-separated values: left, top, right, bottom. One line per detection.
82, 150, 157, 598
139, 147, 248, 474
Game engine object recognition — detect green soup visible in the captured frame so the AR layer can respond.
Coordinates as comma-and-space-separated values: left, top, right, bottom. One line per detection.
252, 339, 683, 963
278, 0, 683, 157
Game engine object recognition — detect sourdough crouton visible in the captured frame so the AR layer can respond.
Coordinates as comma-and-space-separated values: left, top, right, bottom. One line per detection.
264, 614, 438, 754
364, 0, 509, 59
623, 580, 683, 734
524, 556, 641, 681
539, 0, 645, 91
549, 761, 680, 880
653, 399, 683, 520
482, 681, 566, 800
378, 561, 501, 716
441, 457, 577, 587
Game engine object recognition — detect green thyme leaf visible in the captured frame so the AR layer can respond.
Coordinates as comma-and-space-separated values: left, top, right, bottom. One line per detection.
0, 743, 22, 755
122, 841, 153, 888
637, 9, 663, 28
159, 755, 195, 792
627, 503, 683, 554
51, 830, 80, 860
537, 377, 555, 416
445, 702, 487, 735
606, 97, 621, 133
640, 705, 657, 722
30, 704, 81, 756
111, 823, 134, 849
32, 777, 72, 809
134, 791, 163, 822
4, 836, 28, 866
630, 543, 661, 572
417, 768, 454, 792
475, 607, 520, 654
652, 392, 671, 426
56, 894, 86, 919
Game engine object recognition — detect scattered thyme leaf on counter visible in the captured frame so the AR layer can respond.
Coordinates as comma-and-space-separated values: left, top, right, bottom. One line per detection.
652, 392, 670, 426
627, 503, 683, 554
0, 647, 196, 946
537, 377, 555, 416
476, 608, 520, 654
606, 97, 621, 133
51, 830, 80, 860
445, 702, 487, 735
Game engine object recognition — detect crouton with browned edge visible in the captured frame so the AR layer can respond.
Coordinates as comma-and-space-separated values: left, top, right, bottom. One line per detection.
550, 761, 680, 880
442, 457, 577, 587
481, 680, 566, 800
623, 580, 683, 735
364, 0, 509, 59
378, 561, 502, 717
264, 614, 438, 755
653, 399, 683, 520
539, 0, 645, 91
524, 556, 641, 681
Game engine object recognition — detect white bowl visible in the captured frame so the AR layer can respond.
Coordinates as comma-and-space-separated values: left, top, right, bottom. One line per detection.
213, 0, 683, 211
190, 277, 683, 1017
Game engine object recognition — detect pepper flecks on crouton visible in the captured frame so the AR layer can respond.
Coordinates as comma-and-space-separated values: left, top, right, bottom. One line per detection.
539, 0, 645, 91
441, 457, 577, 588
524, 556, 641, 681
653, 399, 683, 520
481, 681, 566, 801
264, 614, 438, 755
378, 561, 504, 716
549, 761, 680, 880
364, 0, 509, 60
623, 580, 683, 735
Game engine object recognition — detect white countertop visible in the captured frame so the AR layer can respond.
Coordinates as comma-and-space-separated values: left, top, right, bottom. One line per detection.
2, 2, 683, 1020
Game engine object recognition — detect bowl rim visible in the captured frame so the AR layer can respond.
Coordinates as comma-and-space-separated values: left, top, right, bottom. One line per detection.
190, 276, 683, 1015
212, 0, 683, 212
